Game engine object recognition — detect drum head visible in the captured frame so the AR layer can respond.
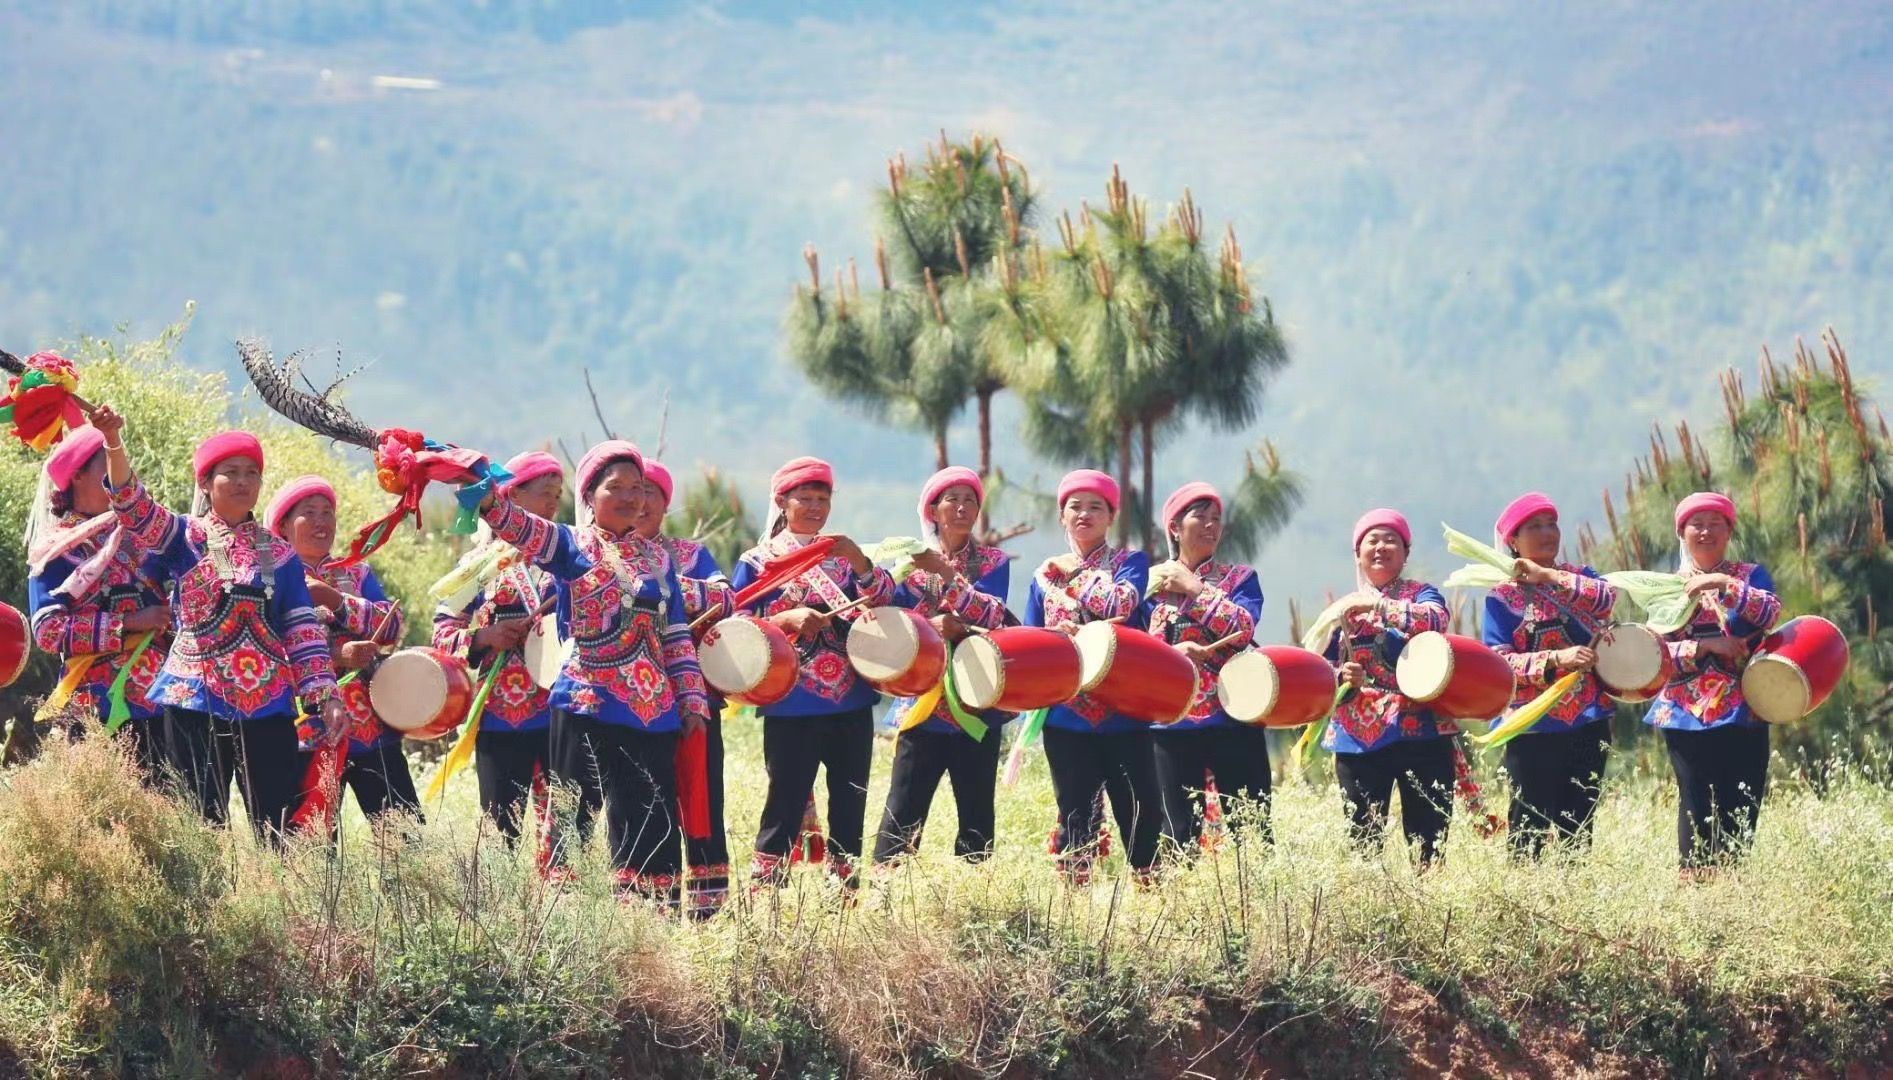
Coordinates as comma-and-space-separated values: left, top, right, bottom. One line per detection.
522, 613, 569, 691
950, 634, 1005, 710
1073, 622, 1119, 692
1215, 650, 1280, 724
700, 618, 773, 696
1595, 624, 1664, 692
1742, 656, 1811, 725
847, 607, 922, 682
370, 651, 452, 733
1393, 631, 1454, 703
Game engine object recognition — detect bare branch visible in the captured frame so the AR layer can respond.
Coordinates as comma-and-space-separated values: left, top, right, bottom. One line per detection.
583, 367, 618, 441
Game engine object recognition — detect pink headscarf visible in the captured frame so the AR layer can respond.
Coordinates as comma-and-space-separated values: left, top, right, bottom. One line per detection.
1160, 482, 1220, 533
1495, 492, 1557, 550
45, 425, 105, 491
500, 450, 563, 495
193, 431, 264, 481
917, 465, 983, 541
1352, 508, 1411, 551
771, 456, 834, 496
643, 459, 675, 509
575, 439, 644, 501
264, 475, 337, 538
1056, 469, 1120, 514
1674, 491, 1736, 534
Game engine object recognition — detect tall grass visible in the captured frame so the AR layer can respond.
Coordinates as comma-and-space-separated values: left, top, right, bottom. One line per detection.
2, 724, 1890, 1077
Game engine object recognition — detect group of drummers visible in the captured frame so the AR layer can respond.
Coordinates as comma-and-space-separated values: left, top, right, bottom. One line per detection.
17, 401, 1830, 914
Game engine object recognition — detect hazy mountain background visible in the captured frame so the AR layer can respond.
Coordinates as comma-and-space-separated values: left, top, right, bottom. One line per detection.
5, 0, 1891, 636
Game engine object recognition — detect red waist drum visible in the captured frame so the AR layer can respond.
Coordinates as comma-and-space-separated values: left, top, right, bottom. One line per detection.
949, 627, 1081, 713
1074, 622, 1196, 724
370, 648, 474, 742
847, 606, 947, 697
699, 616, 798, 707
1395, 632, 1515, 720
1217, 645, 1337, 728
1593, 623, 1673, 702
1742, 615, 1849, 724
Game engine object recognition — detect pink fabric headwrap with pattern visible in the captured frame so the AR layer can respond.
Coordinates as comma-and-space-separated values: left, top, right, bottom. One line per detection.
500, 450, 563, 494
1674, 491, 1736, 533
45, 425, 105, 490
1352, 508, 1411, 551
576, 440, 644, 500
1056, 469, 1119, 514
1495, 492, 1557, 549
192, 431, 264, 481
264, 475, 336, 538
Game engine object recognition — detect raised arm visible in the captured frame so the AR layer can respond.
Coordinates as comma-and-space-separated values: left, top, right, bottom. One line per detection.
481, 496, 591, 581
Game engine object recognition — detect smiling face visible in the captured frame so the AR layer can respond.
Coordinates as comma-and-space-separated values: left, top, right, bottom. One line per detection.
586, 460, 652, 536
512, 472, 564, 522
67, 450, 110, 517
777, 483, 832, 536
1510, 510, 1560, 563
630, 476, 668, 539
1173, 499, 1222, 564
1680, 510, 1733, 569
929, 484, 980, 548
1356, 527, 1408, 587
283, 494, 336, 564
200, 455, 263, 522
1061, 492, 1114, 553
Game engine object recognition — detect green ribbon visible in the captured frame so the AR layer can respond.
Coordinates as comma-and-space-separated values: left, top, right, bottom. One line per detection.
1015, 706, 1049, 750
938, 645, 989, 742
103, 631, 157, 734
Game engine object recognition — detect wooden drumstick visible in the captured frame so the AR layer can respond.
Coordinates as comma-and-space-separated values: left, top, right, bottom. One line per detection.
1207, 629, 1251, 652
824, 593, 878, 619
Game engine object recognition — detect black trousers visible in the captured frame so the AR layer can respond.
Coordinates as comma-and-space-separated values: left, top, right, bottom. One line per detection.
684, 712, 730, 881
873, 723, 1002, 864
1334, 737, 1455, 865
1500, 722, 1611, 857
164, 707, 300, 843
1152, 723, 1274, 848
547, 711, 681, 893
1664, 723, 1770, 869
475, 726, 551, 844
1043, 726, 1164, 872
294, 740, 423, 828
755, 708, 874, 868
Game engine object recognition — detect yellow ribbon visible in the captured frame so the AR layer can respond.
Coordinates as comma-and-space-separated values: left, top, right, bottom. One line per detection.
36, 655, 98, 722
1470, 671, 1583, 749
898, 684, 945, 733
424, 661, 505, 804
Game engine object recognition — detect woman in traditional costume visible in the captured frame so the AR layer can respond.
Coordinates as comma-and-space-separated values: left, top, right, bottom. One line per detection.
1480, 492, 1616, 856
1141, 482, 1267, 849
24, 420, 173, 776
732, 456, 893, 889
266, 475, 412, 829
1025, 469, 1161, 884
102, 412, 344, 839
1648, 491, 1781, 873
432, 451, 564, 845
872, 465, 1012, 865
479, 440, 711, 905
1314, 509, 1456, 865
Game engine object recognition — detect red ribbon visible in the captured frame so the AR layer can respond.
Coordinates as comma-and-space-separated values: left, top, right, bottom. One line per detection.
674, 726, 711, 840
336, 428, 488, 567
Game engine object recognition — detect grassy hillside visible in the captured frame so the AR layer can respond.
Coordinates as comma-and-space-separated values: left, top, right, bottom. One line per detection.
2, 729, 1889, 1077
